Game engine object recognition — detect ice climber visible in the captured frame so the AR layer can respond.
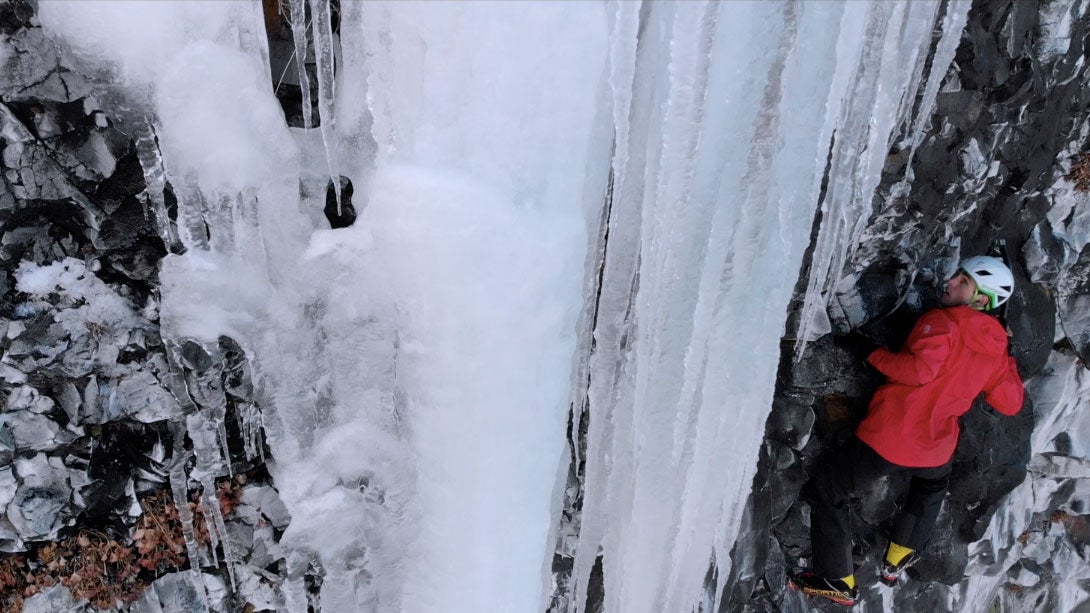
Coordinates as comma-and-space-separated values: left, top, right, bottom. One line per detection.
789, 256, 1026, 606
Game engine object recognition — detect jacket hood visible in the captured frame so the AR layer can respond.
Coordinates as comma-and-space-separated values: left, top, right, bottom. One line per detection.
948, 306, 1009, 355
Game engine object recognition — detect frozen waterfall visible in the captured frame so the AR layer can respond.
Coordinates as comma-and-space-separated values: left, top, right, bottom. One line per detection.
36, 1, 953, 611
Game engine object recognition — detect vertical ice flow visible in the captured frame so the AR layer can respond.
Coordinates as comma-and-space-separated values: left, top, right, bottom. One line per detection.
39, 0, 303, 605
170, 450, 210, 613
565, 1, 641, 609
352, 3, 611, 610
332, 1, 376, 181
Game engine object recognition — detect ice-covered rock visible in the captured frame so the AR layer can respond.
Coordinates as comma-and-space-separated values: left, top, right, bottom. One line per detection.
6, 453, 85, 544
4, 384, 55, 413
240, 485, 291, 529
0, 468, 18, 513
135, 572, 226, 613
21, 585, 88, 613
0, 412, 60, 452
1, 27, 91, 103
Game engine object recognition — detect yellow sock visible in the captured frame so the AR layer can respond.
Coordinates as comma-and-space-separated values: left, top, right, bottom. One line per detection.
886, 542, 914, 566
840, 575, 855, 589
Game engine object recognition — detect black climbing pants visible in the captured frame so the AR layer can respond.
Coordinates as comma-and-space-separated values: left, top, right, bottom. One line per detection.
804, 437, 951, 579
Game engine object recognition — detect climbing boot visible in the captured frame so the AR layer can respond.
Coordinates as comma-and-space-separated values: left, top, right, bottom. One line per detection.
788, 571, 858, 606
879, 550, 920, 586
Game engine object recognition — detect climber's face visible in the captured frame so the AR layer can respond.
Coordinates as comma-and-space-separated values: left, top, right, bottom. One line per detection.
941, 271, 984, 308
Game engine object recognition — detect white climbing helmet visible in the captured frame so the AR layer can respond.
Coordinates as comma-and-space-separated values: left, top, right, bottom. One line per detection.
959, 255, 1014, 311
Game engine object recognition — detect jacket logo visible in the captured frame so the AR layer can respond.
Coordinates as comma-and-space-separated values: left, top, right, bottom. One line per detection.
922, 325, 932, 334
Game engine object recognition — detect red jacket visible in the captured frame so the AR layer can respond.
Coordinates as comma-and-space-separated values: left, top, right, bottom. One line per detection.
855, 306, 1024, 468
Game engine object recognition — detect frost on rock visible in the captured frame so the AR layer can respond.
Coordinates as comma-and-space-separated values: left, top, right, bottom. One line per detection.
7, 454, 83, 545
8, 258, 179, 426
133, 572, 226, 613
0, 9, 288, 612
1028, 169, 1090, 361
953, 351, 1090, 611
21, 585, 87, 613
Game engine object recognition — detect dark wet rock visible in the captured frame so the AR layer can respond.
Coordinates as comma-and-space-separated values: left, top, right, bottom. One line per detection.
765, 395, 816, 453
1, 26, 79, 103
0, 0, 35, 36
84, 420, 171, 529
324, 175, 356, 229
1006, 260, 1055, 378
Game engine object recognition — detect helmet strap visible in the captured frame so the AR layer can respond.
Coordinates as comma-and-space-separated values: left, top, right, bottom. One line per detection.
969, 287, 993, 311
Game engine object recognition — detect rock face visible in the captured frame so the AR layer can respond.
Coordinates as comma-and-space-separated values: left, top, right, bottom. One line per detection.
724, 0, 1090, 611
1, 0, 167, 555
1, 2, 291, 611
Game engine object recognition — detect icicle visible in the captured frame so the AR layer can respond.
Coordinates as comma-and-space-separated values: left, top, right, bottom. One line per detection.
570, 0, 640, 475
173, 174, 211, 252
307, 0, 342, 213
131, 117, 182, 252
905, 0, 970, 151
218, 422, 233, 479
201, 496, 220, 568
607, 0, 640, 191
202, 475, 237, 591
288, 0, 313, 129
892, 2, 942, 141
235, 400, 262, 461
185, 410, 237, 589
884, 0, 972, 207
168, 445, 210, 612
169, 458, 201, 569
360, 3, 396, 161
282, 550, 311, 613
